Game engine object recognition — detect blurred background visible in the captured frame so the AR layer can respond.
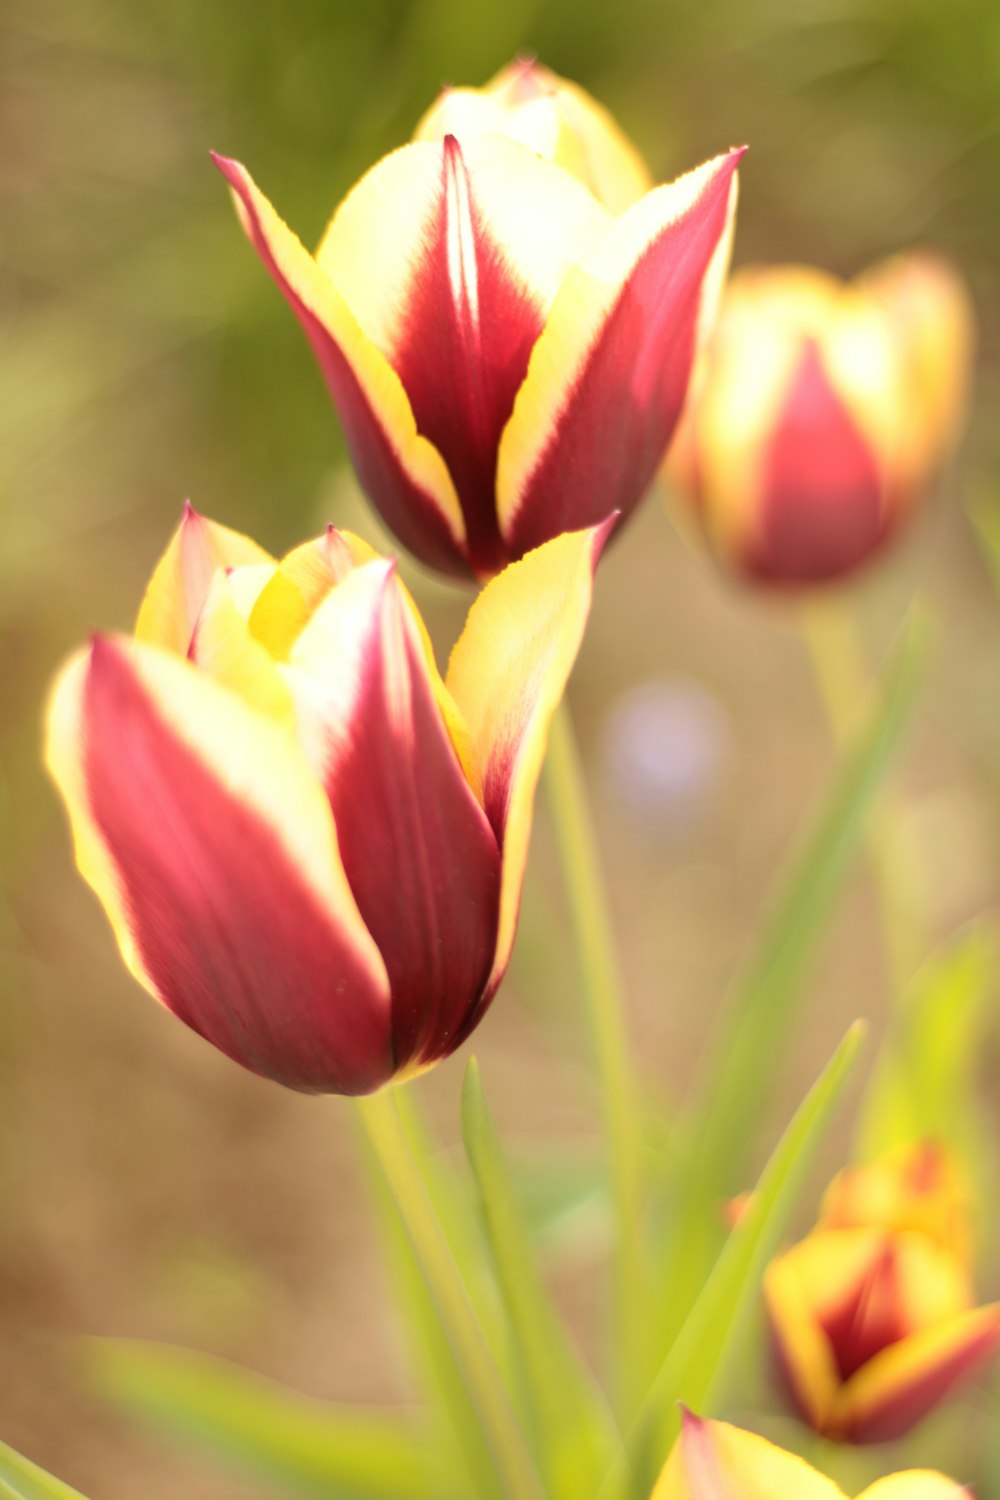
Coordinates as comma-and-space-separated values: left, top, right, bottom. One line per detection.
4, 0, 1000, 1493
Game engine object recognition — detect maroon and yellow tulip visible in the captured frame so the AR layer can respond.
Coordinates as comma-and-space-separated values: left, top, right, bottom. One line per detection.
213, 102, 742, 580
668, 253, 973, 586
764, 1143, 1000, 1443
413, 57, 653, 213
652, 1410, 970, 1498
45, 505, 608, 1095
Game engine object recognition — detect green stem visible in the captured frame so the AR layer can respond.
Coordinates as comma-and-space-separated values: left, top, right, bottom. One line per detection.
800, 601, 923, 1002
542, 698, 648, 1422
355, 1089, 546, 1500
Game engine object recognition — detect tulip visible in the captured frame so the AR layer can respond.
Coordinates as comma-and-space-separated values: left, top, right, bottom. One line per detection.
764, 1144, 1000, 1442
213, 121, 742, 581
651, 1409, 970, 1499
667, 254, 974, 586
412, 56, 653, 213
819, 1140, 970, 1263
45, 504, 609, 1095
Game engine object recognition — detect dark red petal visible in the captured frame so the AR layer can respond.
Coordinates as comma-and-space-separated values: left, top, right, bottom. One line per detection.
84, 639, 393, 1094
503, 154, 739, 559
749, 341, 890, 584
392, 137, 546, 576
305, 572, 503, 1070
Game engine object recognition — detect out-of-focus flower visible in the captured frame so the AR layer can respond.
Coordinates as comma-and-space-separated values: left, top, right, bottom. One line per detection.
668, 254, 974, 586
45, 505, 608, 1095
819, 1140, 970, 1262
764, 1141, 1000, 1443
651, 1409, 970, 1498
413, 57, 653, 212
214, 115, 742, 581
599, 675, 729, 834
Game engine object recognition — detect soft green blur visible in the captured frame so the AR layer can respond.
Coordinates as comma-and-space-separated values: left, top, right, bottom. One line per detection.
3, 0, 1000, 1495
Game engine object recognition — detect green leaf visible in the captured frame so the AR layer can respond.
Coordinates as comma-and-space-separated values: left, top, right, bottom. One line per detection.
603, 1023, 864, 1500
461, 1058, 620, 1500
0, 1441, 89, 1500
857, 924, 997, 1173
85, 1339, 455, 1500
654, 613, 925, 1347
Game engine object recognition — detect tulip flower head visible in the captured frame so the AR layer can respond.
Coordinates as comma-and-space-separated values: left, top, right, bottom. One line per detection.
46, 505, 609, 1095
413, 57, 653, 212
668, 253, 974, 587
765, 1143, 1000, 1443
213, 96, 743, 580
651, 1410, 970, 1499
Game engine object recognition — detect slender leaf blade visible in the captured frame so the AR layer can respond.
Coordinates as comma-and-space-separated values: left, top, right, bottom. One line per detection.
86, 1339, 455, 1500
0, 1441, 89, 1500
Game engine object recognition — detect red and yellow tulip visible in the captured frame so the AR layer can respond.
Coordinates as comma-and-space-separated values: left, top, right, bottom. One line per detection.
764, 1143, 1000, 1443
45, 505, 608, 1094
668, 253, 973, 586
413, 57, 653, 213
213, 80, 742, 580
652, 1410, 970, 1498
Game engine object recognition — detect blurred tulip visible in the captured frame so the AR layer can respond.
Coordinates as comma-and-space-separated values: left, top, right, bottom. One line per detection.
413, 56, 653, 212
214, 117, 742, 580
764, 1142, 1000, 1443
46, 505, 608, 1095
819, 1140, 970, 1262
668, 254, 974, 586
651, 1409, 970, 1498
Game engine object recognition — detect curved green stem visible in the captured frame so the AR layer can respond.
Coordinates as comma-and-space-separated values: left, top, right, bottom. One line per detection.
355, 1088, 545, 1500
542, 699, 648, 1422
800, 601, 924, 1002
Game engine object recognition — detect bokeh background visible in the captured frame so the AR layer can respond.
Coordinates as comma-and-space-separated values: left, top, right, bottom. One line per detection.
4, 0, 1000, 1493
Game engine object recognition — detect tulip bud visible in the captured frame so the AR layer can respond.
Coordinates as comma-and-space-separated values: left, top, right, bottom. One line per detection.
668, 254, 974, 587
214, 85, 743, 580
651, 1410, 971, 1499
46, 505, 609, 1094
413, 57, 653, 213
764, 1143, 1000, 1443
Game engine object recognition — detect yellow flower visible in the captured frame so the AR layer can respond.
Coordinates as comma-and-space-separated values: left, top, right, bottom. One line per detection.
652, 1409, 970, 1498
45, 505, 608, 1094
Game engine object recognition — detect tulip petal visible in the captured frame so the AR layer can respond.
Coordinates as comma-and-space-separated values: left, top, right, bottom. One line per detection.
213, 154, 469, 578
749, 341, 888, 584
497, 149, 743, 556
831, 1302, 1000, 1443
446, 522, 609, 1009
46, 636, 392, 1094
135, 501, 274, 656
286, 562, 502, 1070
189, 569, 297, 728
316, 136, 607, 574
651, 1412, 845, 1499
858, 1476, 972, 1499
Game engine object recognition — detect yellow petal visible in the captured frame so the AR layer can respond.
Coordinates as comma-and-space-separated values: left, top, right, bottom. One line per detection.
446, 522, 608, 987
651, 1412, 846, 1499
858, 1476, 972, 1500
134, 501, 274, 656
190, 569, 297, 728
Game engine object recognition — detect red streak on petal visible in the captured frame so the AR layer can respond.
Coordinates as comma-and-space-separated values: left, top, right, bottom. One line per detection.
749, 342, 889, 584
213, 153, 470, 580
505, 152, 740, 558
844, 1311, 1000, 1443
820, 1241, 908, 1381
315, 580, 502, 1069
392, 137, 546, 575
83, 639, 392, 1094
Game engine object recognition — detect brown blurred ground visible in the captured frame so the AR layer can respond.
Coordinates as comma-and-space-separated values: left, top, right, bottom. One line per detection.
3, 0, 1000, 1492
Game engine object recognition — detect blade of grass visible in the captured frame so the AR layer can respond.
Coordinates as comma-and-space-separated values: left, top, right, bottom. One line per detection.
86, 1339, 452, 1500
602, 1023, 864, 1500
0, 1442, 89, 1500
655, 613, 926, 1348
461, 1057, 620, 1500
